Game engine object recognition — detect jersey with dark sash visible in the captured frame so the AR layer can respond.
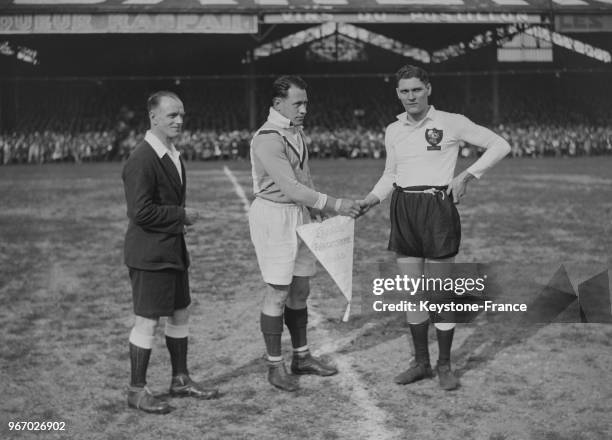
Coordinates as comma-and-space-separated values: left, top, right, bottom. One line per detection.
257, 128, 307, 170
250, 123, 319, 207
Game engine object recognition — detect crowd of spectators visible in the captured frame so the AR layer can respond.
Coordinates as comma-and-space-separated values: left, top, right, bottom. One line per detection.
1, 75, 611, 165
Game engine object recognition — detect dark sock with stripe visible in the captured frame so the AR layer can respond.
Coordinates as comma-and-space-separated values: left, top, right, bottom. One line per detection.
436, 327, 454, 366
284, 306, 308, 349
409, 321, 430, 366
260, 313, 283, 358
129, 343, 152, 388
165, 336, 189, 377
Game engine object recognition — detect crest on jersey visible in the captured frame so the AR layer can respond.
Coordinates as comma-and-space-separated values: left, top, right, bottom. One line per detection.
425, 128, 443, 151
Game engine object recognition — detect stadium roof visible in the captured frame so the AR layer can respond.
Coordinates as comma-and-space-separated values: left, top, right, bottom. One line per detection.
2, 0, 611, 75
2, 0, 612, 36
1, 0, 612, 14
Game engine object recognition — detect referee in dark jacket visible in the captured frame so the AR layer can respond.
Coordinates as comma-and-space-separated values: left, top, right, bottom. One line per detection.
122, 91, 218, 414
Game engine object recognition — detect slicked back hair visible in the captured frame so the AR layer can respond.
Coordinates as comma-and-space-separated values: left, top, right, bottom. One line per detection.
395, 65, 430, 87
147, 91, 181, 113
271, 76, 307, 104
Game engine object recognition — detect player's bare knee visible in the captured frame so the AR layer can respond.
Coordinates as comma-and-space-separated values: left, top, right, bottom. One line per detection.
263, 283, 289, 311
425, 256, 455, 278
168, 307, 189, 326
288, 276, 310, 304
397, 255, 424, 278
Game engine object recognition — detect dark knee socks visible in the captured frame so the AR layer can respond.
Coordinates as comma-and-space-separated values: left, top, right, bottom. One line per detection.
284, 306, 308, 349
436, 327, 454, 366
260, 313, 283, 359
165, 336, 189, 377
409, 321, 430, 366
129, 343, 152, 388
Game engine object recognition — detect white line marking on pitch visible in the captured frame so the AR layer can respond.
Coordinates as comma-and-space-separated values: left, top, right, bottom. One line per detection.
224, 165, 400, 440
223, 165, 250, 214
310, 310, 400, 440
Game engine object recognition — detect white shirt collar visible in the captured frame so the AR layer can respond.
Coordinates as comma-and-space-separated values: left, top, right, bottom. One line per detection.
145, 130, 179, 159
267, 107, 293, 130
397, 105, 436, 126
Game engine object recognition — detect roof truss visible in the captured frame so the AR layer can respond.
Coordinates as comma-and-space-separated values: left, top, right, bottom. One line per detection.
251, 22, 611, 64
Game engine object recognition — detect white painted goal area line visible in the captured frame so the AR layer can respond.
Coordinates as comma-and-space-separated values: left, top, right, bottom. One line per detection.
222, 165, 399, 440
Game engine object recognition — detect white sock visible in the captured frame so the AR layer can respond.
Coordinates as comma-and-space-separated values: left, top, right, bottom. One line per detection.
129, 327, 155, 349
293, 345, 309, 355
165, 322, 189, 339
434, 322, 456, 331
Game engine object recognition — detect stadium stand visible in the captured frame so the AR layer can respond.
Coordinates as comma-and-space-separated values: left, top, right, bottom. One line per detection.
1, 74, 611, 164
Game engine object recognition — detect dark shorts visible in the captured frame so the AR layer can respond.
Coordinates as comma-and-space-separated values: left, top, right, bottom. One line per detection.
388, 185, 461, 259
129, 268, 191, 319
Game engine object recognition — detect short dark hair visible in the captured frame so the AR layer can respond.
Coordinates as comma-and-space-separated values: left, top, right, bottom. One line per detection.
395, 65, 430, 87
271, 76, 307, 103
147, 90, 181, 112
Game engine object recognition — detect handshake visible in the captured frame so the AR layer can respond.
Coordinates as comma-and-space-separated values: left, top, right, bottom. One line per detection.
310, 194, 381, 220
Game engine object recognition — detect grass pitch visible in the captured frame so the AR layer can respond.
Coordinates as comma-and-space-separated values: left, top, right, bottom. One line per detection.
1, 157, 611, 440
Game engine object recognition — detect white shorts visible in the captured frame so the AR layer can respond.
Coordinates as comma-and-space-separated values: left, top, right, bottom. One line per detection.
248, 197, 317, 286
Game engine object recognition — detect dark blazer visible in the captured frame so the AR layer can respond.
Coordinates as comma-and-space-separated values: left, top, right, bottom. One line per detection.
122, 140, 189, 271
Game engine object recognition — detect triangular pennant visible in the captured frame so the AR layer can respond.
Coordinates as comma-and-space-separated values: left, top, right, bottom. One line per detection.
297, 216, 354, 321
